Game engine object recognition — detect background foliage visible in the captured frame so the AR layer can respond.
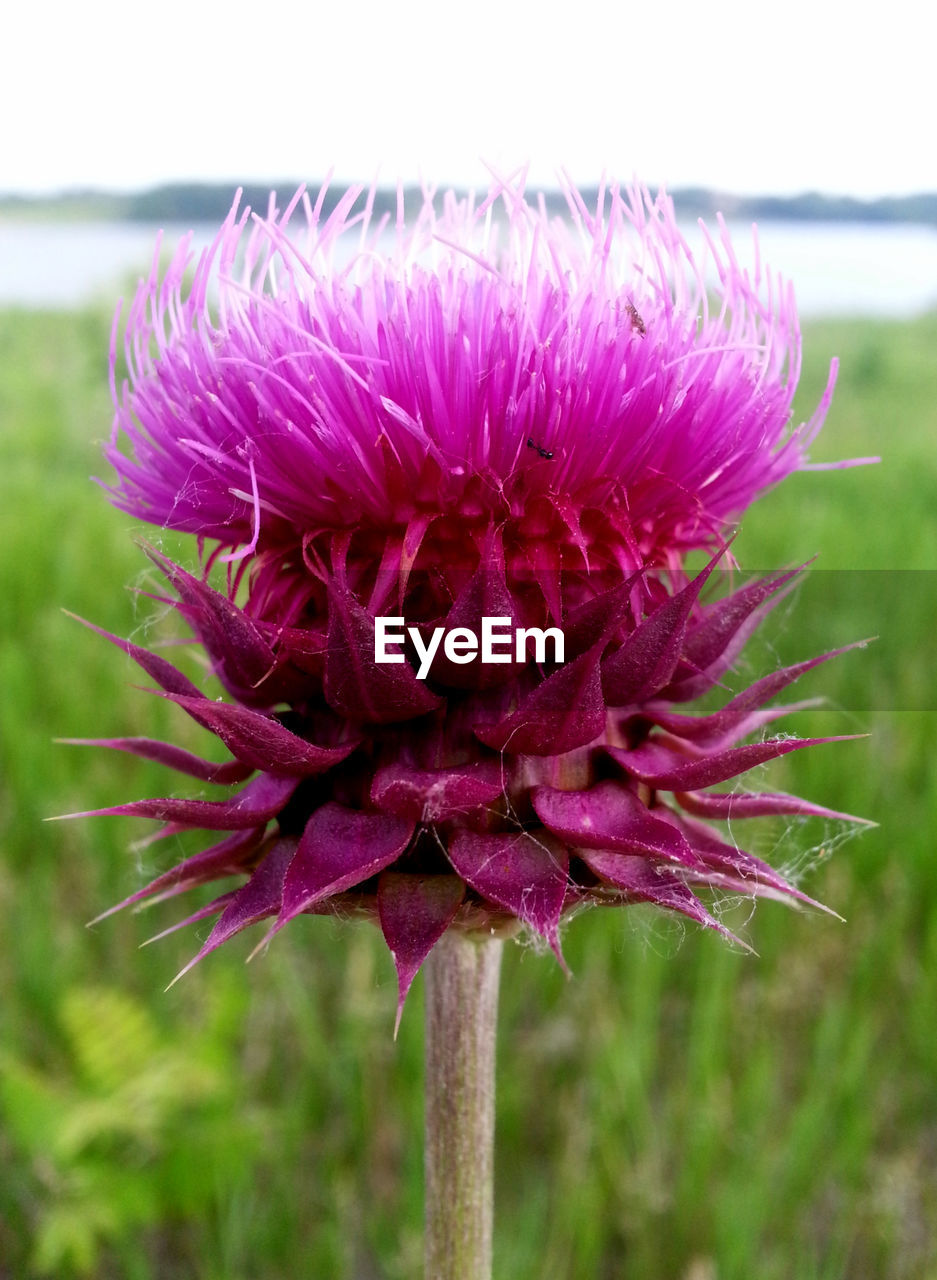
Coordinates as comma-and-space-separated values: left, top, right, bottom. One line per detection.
1, 303, 935, 1278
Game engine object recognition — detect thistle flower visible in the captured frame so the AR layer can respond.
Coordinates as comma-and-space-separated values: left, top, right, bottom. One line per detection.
76, 176, 866, 1022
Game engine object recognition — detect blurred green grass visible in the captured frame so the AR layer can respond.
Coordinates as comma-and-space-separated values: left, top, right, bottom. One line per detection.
1, 305, 935, 1278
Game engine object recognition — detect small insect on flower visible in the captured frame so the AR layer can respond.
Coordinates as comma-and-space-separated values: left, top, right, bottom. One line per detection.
526, 437, 554, 460
70, 174, 871, 1024
625, 301, 646, 336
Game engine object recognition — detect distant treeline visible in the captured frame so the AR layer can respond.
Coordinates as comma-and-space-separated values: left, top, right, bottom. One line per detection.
3, 181, 937, 226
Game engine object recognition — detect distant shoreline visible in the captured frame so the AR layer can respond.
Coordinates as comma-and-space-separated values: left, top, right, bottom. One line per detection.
2, 182, 936, 227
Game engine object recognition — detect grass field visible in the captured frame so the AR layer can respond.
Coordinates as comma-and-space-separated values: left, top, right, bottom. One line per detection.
1, 302, 935, 1278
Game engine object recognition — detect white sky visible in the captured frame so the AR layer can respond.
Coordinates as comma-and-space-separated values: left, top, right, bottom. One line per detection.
3, 0, 932, 199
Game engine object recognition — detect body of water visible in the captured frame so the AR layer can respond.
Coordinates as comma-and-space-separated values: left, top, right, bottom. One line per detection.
2, 217, 937, 317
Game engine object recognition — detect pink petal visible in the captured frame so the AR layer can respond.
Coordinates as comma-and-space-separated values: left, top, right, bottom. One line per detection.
430, 542, 524, 688
146, 546, 278, 698
611, 735, 865, 791
561, 567, 647, 657
601, 546, 724, 705
674, 788, 872, 824
377, 873, 465, 1033
446, 829, 569, 961
532, 780, 702, 867
580, 851, 749, 948
474, 643, 606, 755
666, 810, 839, 913
645, 642, 869, 748
169, 838, 298, 983
662, 566, 805, 702
275, 804, 415, 928
371, 760, 505, 822
59, 736, 251, 785
324, 585, 442, 723
67, 611, 203, 698
90, 826, 266, 922
155, 691, 359, 776
60, 770, 299, 829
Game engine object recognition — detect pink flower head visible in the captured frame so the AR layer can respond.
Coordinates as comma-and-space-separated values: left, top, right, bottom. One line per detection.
76, 176, 866, 1024
106, 179, 837, 581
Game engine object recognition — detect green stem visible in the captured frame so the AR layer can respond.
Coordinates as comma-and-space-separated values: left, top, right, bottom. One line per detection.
424, 930, 503, 1280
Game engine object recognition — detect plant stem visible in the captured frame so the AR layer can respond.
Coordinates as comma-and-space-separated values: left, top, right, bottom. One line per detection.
424, 930, 503, 1280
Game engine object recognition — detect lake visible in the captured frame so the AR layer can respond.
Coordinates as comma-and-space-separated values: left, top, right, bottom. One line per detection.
2, 217, 937, 316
